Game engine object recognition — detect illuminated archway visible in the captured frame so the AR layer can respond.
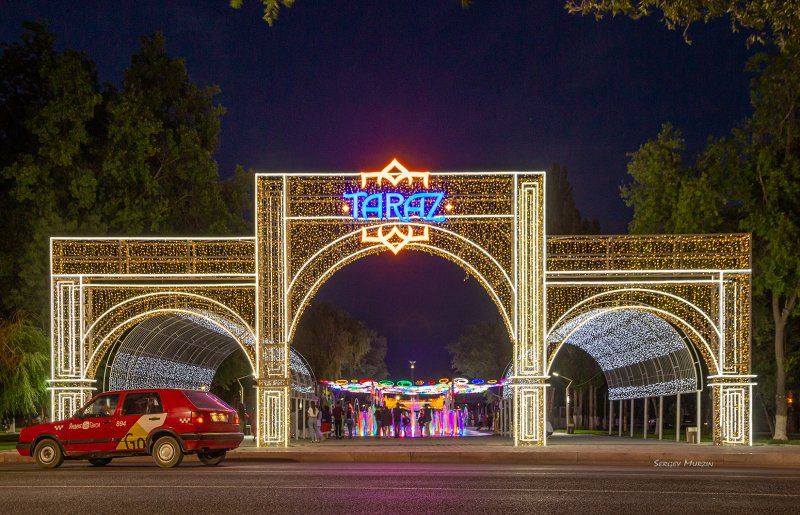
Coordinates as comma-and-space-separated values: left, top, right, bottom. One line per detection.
49, 165, 753, 448
255, 166, 546, 446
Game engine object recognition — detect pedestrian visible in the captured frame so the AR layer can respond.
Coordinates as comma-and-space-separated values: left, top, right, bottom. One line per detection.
392, 405, 403, 438
332, 401, 344, 439
307, 401, 322, 443
380, 406, 393, 437
345, 404, 355, 438
418, 408, 426, 437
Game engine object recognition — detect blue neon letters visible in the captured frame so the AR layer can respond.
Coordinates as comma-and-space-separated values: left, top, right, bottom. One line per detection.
343, 191, 446, 222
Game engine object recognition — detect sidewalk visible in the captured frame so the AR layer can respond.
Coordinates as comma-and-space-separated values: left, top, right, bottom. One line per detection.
4, 434, 800, 468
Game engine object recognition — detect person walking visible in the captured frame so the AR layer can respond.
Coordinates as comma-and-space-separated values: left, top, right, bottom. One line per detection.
307, 402, 322, 443
332, 401, 344, 439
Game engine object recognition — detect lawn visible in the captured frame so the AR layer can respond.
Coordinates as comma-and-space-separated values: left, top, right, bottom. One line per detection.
0, 433, 19, 451
554, 428, 800, 444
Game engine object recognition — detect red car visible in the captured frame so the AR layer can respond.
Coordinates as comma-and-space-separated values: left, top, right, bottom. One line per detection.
17, 389, 243, 469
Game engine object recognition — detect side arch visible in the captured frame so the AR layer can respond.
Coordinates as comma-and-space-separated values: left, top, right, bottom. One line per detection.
545, 289, 721, 377
84, 292, 257, 379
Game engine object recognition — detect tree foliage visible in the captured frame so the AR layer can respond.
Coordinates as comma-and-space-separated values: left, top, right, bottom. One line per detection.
292, 302, 389, 380
446, 318, 512, 378
546, 163, 601, 235
0, 24, 248, 324
565, 0, 800, 50
0, 312, 49, 420
621, 51, 800, 439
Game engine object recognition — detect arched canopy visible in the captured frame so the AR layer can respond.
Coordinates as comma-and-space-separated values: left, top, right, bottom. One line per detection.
109, 311, 315, 397
547, 309, 699, 400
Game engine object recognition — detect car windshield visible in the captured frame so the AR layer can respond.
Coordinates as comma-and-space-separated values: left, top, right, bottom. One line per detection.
182, 390, 232, 410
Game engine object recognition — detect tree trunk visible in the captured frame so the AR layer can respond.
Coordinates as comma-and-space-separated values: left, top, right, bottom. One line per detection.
772, 292, 796, 440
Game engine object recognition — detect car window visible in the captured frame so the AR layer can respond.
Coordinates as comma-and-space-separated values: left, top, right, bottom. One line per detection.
121, 392, 164, 416
182, 390, 232, 410
82, 394, 120, 417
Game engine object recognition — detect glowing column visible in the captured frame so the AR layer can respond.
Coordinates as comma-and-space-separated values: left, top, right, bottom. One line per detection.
709, 376, 755, 445
49, 379, 95, 421
512, 175, 547, 446
256, 175, 290, 447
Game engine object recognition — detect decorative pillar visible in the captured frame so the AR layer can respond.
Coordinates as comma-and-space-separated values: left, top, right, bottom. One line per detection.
676, 393, 681, 443
256, 175, 290, 447
512, 175, 547, 446
658, 396, 663, 440
708, 376, 756, 445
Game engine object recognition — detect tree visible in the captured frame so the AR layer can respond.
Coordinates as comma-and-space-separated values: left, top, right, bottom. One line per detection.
1, 25, 250, 324
231, 0, 473, 27
446, 318, 512, 378
565, 0, 800, 50
620, 52, 800, 439
739, 52, 800, 439
0, 312, 49, 429
0, 22, 104, 323
547, 163, 601, 235
292, 302, 388, 380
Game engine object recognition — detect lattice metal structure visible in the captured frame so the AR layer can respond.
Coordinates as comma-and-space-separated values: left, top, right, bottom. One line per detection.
255, 167, 546, 446
49, 165, 753, 448
547, 309, 698, 400
546, 234, 753, 445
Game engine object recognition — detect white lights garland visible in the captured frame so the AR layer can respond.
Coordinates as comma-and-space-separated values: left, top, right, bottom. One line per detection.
548, 308, 698, 399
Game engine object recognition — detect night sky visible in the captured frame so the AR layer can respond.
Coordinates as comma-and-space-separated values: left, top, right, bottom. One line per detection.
2, 1, 755, 378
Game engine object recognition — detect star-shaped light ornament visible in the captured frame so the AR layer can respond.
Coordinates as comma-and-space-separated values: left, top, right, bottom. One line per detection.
358, 159, 436, 254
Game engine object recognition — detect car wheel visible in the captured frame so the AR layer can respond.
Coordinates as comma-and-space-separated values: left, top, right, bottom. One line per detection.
152, 436, 183, 468
197, 450, 226, 466
34, 439, 64, 469
88, 458, 112, 467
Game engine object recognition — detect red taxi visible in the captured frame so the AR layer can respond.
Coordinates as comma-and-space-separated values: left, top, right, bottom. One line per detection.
16, 389, 243, 469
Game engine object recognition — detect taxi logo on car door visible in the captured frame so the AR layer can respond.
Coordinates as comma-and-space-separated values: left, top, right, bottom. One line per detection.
116, 413, 167, 450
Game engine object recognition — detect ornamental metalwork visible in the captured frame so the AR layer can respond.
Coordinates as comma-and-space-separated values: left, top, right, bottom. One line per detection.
49, 162, 753, 448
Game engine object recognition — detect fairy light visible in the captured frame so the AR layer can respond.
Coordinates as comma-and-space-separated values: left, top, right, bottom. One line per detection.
49, 165, 752, 448
548, 308, 698, 400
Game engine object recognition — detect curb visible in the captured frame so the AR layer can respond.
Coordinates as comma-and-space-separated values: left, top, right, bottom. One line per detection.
4, 448, 800, 468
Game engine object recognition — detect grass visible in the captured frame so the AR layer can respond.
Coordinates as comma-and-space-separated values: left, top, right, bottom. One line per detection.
555, 428, 800, 444
0, 433, 19, 451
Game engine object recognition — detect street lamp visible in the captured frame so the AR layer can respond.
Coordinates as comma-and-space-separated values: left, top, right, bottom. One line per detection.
236, 375, 251, 411
409, 361, 416, 384
552, 372, 574, 432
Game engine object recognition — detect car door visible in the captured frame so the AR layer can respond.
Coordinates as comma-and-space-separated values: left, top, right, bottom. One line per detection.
64, 393, 120, 455
114, 391, 167, 452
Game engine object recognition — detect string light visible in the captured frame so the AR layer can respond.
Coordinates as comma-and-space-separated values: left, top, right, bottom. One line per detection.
49, 166, 752, 448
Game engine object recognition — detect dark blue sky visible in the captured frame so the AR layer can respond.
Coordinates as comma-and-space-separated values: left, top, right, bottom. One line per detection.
2, 1, 756, 378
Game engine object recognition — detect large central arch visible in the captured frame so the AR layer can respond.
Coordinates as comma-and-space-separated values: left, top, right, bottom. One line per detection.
255, 166, 546, 446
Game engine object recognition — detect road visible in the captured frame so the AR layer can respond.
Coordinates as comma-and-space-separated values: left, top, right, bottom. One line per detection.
1, 460, 798, 514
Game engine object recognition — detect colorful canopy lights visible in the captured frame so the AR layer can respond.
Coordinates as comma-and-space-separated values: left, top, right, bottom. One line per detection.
320, 378, 504, 396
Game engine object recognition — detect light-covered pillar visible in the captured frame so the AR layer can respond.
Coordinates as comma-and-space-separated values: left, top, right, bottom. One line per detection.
709, 376, 755, 445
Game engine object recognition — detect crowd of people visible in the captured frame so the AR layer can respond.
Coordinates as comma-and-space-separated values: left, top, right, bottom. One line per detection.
302, 399, 500, 441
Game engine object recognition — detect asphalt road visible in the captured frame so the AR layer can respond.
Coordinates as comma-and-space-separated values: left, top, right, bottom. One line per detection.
1, 460, 798, 515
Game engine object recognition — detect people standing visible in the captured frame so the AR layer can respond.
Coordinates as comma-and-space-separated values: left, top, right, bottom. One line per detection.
392, 405, 402, 438
345, 404, 355, 439
307, 402, 322, 443
332, 401, 344, 439
418, 407, 431, 437
380, 406, 393, 437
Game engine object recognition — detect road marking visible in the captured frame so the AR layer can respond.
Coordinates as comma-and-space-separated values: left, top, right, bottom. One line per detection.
1, 485, 797, 497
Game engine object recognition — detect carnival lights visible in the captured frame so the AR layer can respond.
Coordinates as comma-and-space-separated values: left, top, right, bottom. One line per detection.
48, 162, 753, 449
